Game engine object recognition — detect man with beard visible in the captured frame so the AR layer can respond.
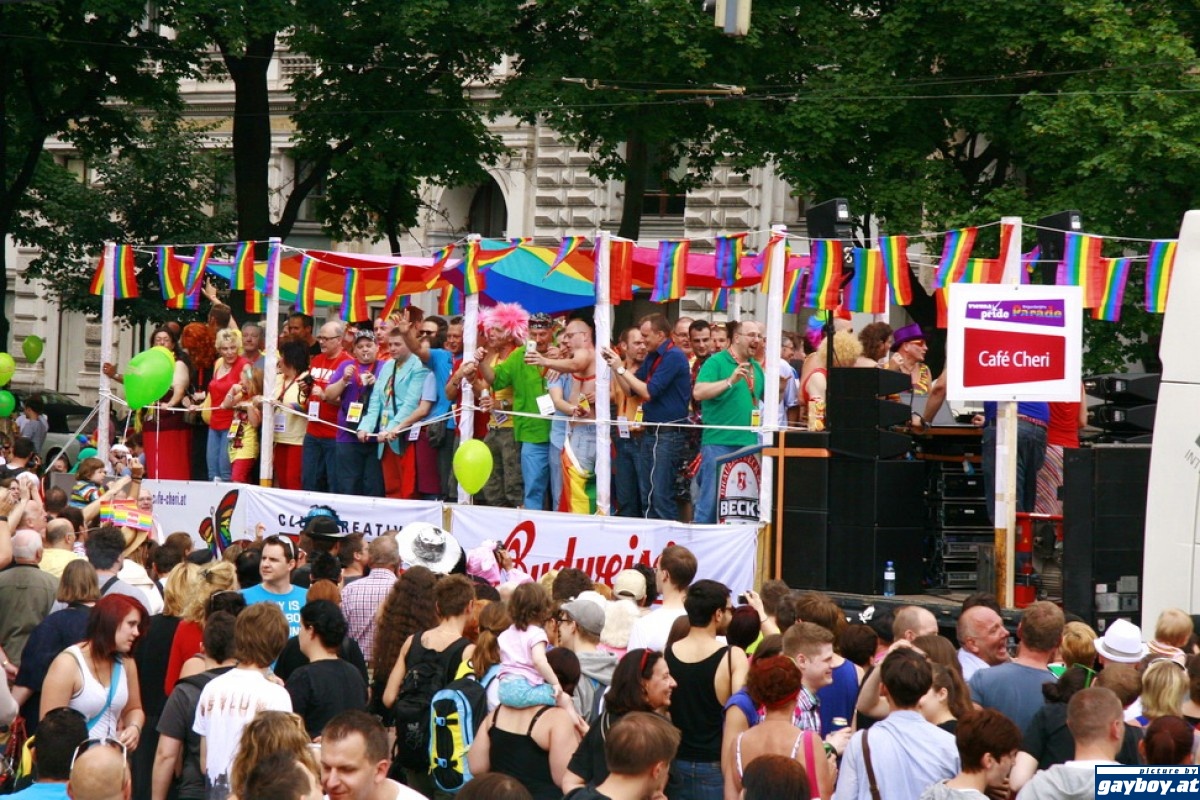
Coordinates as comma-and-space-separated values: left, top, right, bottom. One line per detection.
664, 580, 749, 799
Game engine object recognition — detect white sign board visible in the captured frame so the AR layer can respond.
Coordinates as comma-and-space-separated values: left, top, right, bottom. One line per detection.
946, 283, 1083, 402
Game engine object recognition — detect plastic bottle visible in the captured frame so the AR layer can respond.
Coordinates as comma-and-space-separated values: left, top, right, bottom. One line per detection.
883, 561, 896, 597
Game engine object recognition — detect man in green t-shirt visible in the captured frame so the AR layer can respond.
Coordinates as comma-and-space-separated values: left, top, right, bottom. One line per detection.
691, 321, 765, 524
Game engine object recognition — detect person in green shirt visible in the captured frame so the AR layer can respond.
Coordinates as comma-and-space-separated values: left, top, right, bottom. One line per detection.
691, 321, 765, 524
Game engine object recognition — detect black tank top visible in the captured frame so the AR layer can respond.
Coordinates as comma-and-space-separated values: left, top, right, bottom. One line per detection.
665, 644, 729, 762
489, 706, 558, 800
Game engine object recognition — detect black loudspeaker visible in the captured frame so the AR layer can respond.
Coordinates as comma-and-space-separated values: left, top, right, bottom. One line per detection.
780, 510, 829, 589
1062, 445, 1151, 627
827, 525, 926, 595
805, 198, 854, 240
1084, 373, 1160, 443
828, 459, 928, 527
1035, 210, 1083, 283
827, 369, 914, 459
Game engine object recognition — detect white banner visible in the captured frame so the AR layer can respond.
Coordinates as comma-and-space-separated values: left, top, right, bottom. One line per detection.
142, 480, 444, 550
451, 506, 760, 595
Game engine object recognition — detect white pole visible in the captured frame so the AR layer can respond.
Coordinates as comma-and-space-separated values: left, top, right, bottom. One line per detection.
995, 216, 1023, 607
259, 238, 282, 485
457, 235, 481, 505
97, 242, 115, 464
729, 287, 742, 323
594, 231, 612, 515
759, 225, 787, 525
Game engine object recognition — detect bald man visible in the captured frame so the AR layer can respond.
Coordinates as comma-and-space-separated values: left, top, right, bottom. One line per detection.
0, 529, 58, 672
956, 605, 1011, 682
40, 518, 84, 578
68, 742, 131, 800
892, 605, 939, 642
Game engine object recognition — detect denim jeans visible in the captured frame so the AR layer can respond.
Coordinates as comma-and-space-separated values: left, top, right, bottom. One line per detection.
520, 441, 551, 510
549, 442, 563, 510
636, 427, 683, 520
335, 440, 384, 497
613, 435, 643, 517
569, 424, 597, 473
982, 418, 1048, 520
301, 434, 338, 493
206, 427, 231, 482
668, 759, 723, 800
693, 444, 742, 524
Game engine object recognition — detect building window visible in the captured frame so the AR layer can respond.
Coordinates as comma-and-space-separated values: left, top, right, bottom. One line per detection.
642, 148, 687, 217
295, 160, 327, 223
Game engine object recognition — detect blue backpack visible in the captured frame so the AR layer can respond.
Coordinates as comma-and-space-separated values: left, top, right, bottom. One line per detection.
429, 664, 499, 793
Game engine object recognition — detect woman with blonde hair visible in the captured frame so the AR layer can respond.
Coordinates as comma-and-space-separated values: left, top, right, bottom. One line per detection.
228, 711, 318, 800
800, 331, 863, 430
1136, 659, 1189, 726
165, 561, 238, 693
226, 364, 264, 485
204, 328, 250, 482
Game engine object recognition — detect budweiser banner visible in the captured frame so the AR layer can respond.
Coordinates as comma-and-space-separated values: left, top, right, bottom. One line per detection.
451, 505, 759, 594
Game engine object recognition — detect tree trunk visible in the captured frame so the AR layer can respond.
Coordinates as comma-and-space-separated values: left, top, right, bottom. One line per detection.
224, 33, 277, 244
617, 130, 648, 241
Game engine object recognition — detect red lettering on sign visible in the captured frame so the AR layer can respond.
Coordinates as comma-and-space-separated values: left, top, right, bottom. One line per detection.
502, 521, 657, 584
962, 328, 1065, 387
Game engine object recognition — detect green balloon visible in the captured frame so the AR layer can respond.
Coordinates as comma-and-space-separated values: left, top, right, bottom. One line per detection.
22, 336, 43, 363
0, 390, 13, 417
0, 352, 14, 385
453, 438, 494, 495
124, 347, 175, 411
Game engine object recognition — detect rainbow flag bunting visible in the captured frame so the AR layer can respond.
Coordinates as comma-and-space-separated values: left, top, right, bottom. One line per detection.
547, 236, 585, 277
783, 268, 808, 313
1093, 257, 1132, 322
464, 241, 519, 294
1021, 246, 1041, 284
379, 266, 409, 320
508, 237, 533, 247
245, 284, 265, 314
231, 241, 256, 291
709, 287, 729, 311
89, 245, 139, 298
878, 235, 911, 305
651, 240, 689, 303
759, 232, 788, 289
432, 244, 456, 274
438, 284, 463, 316
340, 267, 369, 322
609, 240, 634, 304
1145, 239, 1177, 313
936, 227, 977, 288
844, 248, 886, 313
957, 258, 1000, 285
180, 245, 211, 309
1062, 233, 1104, 308
157, 247, 187, 300
295, 255, 318, 314
803, 240, 844, 309
714, 233, 747, 287
935, 287, 949, 329
558, 438, 597, 514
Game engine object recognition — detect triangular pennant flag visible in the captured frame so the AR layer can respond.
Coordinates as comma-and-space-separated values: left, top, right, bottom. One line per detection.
547, 236, 585, 277
651, 241, 689, 303
878, 235, 911, 305
438, 284, 463, 316
379, 266, 408, 320
709, 287, 729, 311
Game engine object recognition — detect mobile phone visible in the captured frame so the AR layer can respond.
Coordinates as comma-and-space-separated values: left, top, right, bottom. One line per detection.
737, 593, 749, 605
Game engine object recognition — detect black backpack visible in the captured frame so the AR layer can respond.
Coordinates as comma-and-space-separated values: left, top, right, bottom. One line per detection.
392, 634, 470, 772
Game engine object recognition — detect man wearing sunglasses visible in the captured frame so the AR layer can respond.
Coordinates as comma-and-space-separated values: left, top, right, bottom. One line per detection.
67, 738, 131, 800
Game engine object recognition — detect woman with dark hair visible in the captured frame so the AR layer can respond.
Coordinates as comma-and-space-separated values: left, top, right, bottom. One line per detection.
727, 606, 763, 654
12, 560, 100, 727
724, 655, 832, 800
561, 648, 677, 794
457, 772, 533, 800
741, 754, 810, 800
1139, 715, 1195, 765
919, 663, 972, 734
858, 321, 893, 365
370, 565, 438, 719
40, 593, 148, 745
272, 340, 311, 490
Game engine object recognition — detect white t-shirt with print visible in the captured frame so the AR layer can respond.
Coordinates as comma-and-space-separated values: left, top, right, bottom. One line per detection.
193, 667, 292, 785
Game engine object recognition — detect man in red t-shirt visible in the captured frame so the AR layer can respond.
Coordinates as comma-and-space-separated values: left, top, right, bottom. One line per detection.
303, 320, 354, 492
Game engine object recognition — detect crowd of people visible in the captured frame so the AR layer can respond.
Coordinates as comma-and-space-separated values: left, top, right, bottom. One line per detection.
0, 478, 1195, 800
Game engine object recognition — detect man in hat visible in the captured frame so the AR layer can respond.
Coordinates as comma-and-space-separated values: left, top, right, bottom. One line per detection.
395, 523, 463, 575
479, 310, 556, 510
291, 507, 347, 589
557, 593, 617, 724
1094, 619, 1149, 667
887, 323, 933, 395
327, 330, 385, 498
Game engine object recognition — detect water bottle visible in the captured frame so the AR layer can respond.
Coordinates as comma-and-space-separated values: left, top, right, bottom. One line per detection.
883, 561, 896, 597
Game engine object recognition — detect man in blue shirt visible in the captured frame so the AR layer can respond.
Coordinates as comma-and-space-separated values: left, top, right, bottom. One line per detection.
10, 706, 87, 798
977, 401, 1049, 520
241, 536, 308, 638
606, 313, 691, 520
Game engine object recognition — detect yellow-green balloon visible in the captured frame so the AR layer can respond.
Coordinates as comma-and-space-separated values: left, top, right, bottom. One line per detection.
0, 352, 14, 385
0, 390, 14, 417
22, 336, 43, 363
453, 439, 494, 495
124, 348, 176, 411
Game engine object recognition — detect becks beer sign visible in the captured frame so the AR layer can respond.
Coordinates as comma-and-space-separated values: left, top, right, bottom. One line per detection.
948, 284, 1082, 402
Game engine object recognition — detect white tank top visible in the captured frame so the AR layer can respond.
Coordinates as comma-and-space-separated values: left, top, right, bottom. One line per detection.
66, 645, 128, 737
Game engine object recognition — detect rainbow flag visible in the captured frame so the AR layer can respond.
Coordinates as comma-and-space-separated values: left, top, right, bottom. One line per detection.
1021, 246, 1041, 284
295, 255, 318, 313
379, 266, 408, 320
157, 247, 187, 299
957, 258, 999, 285
783, 267, 807, 313
1062, 233, 1104, 308
231, 241, 256, 291
508, 237, 533, 247
935, 287, 949, 329
803, 240, 843, 309
432, 244, 456, 273
438, 284, 462, 316
1092, 257, 1132, 322
464, 241, 518, 295
844, 248, 886, 313
245, 284, 265, 314
714, 233, 747, 287
340, 267, 369, 322
89, 245, 139, 298
709, 287, 729, 311
936, 227, 977, 288
610, 239, 634, 303
759, 232, 788, 289
996, 222, 1015, 280
180, 245, 211, 309
651, 240, 689, 302
558, 437, 596, 514
547, 236, 584, 276
879, 235, 911, 305
1145, 239, 1177, 313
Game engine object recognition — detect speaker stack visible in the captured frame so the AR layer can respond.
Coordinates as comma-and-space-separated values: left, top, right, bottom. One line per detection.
1084, 373, 1160, 444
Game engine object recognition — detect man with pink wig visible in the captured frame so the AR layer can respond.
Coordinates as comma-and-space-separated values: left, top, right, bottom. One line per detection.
472, 303, 526, 507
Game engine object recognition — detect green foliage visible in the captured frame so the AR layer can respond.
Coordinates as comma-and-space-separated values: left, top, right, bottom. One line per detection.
19, 115, 235, 327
